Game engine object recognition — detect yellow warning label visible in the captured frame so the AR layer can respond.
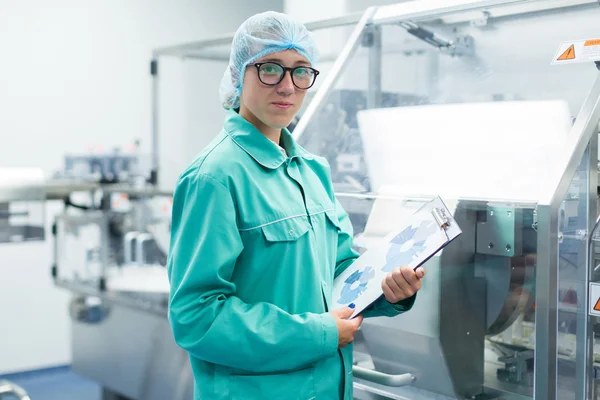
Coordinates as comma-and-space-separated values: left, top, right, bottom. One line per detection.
553, 39, 600, 65
591, 283, 600, 316
557, 44, 575, 61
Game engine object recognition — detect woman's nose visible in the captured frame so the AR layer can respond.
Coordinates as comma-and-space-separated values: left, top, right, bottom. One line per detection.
276, 71, 295, 94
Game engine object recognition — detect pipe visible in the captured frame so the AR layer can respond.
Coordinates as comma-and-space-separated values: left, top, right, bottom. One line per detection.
0, 380, 31, 400
136, 233, 153, 265
123, 231, 141, 264
352, 365, 415, 387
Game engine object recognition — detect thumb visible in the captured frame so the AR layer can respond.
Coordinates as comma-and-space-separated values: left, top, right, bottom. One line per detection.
351, 314, 364, 327
339, 307, 355, 319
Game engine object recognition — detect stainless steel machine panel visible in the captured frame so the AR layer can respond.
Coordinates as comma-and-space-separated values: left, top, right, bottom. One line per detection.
70, 298, 193, 400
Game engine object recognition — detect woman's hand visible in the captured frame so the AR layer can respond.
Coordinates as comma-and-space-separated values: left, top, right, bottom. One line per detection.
382, 266, 426, 304
329, 307, 363, 348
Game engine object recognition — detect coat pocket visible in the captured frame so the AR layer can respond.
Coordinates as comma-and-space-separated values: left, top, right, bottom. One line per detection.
229, 366, 316, 400
260, 216, 311, 242
324, 209, 341, 232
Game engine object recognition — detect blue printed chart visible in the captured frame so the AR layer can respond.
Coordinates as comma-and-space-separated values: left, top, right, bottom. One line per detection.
331, 196, 462, 318
338, 266, 376, 305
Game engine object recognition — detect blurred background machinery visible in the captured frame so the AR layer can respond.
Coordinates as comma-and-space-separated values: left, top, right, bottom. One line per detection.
3, 1, 600, 399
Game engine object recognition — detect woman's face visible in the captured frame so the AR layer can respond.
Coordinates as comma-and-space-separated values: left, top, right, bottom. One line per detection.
239, 50, 312, 132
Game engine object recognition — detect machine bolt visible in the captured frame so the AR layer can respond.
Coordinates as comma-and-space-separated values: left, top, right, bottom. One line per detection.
488, 242, 494, 249
490, 211, 494, 216
507, 211, 512, 217
506, 245, 512, 252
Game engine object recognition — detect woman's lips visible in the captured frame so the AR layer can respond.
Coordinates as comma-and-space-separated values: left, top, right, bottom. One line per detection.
272, 102, 292, 110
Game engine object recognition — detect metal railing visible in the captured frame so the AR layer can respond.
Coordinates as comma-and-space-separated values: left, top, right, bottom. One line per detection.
0, 380, 31, 400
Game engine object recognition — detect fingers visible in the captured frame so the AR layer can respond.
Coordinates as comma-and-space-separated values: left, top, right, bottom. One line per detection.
399, 267, 422, 295
341, 307, 354, 319
384, 267, 420, 300
332, 307, 355, 319
352, 314, 364, 328
382, 277, 405, 304
398, 266, 418, 286
416, 267, 426, 279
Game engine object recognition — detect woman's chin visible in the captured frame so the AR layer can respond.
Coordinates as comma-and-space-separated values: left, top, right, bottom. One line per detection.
264, 114, 294, 130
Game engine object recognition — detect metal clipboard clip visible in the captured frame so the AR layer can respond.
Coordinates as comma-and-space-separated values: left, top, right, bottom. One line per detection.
432, 207, 450, 230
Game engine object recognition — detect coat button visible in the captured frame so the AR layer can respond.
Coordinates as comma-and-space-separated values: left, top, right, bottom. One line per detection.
289, 229, 295, 235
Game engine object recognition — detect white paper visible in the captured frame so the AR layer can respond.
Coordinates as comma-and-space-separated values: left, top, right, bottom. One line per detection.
332, 196, 461, 318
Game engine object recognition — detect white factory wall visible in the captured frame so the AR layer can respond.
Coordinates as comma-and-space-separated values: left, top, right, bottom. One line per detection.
0, 0, 282, 375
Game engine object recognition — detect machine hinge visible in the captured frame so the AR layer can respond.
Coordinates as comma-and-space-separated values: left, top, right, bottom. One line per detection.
397, 20, 475, 57
559, 229, 588, 242
361, 25, 377, 47
594, 365, 600, 380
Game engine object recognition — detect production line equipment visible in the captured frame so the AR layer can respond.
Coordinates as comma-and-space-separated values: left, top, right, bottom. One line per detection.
3, 1, 600, 400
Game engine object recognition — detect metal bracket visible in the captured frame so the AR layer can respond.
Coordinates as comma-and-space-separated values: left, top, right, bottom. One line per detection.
594, 364, 600, 381
497, 350, 534, 386
594, 365, 600, 380
398, 21, 475, 57
559, 229, 588, 242
69, 295, 110, 324
361, 24, 378, 48
470, 10, 491, 27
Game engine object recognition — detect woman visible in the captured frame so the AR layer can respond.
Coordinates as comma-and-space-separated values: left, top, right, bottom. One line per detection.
167, 11, 426, 400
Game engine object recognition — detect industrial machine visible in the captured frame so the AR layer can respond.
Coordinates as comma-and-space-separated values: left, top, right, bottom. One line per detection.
0, 168, 45, 244
1, 147, 174, 399
3, 1, 600, 399
289, 2, 600, 399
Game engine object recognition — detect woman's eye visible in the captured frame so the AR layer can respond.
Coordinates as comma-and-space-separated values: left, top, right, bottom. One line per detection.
294, 68, 308, 76
262, 66, 280, 74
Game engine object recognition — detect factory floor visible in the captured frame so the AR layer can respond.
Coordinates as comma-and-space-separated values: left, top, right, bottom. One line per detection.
0, 366, 100, 400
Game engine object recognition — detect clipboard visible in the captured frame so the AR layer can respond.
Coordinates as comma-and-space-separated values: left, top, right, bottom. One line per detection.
331, 196, 462, 318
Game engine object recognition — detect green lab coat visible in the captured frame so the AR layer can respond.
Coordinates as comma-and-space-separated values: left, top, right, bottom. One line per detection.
167, 110, 415, 400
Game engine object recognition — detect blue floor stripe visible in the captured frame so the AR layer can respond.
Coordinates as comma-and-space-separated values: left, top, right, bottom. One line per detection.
0, 366, 101, 400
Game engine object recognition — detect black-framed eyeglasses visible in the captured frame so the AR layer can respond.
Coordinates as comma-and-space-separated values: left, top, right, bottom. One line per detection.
248, 62, 320, 90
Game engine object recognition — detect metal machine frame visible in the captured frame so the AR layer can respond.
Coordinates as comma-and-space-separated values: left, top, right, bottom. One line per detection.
288, 2, 600, 398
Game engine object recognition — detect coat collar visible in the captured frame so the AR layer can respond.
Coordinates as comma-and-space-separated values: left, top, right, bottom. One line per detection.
224, 110, 313, 169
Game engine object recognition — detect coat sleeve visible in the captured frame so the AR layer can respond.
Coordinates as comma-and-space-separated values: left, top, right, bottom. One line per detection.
167, 172, 339, 373
332, 197, 416, 318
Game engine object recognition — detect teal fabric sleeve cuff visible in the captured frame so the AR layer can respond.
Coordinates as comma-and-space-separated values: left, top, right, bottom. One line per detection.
389, 293, 417, 312
320, 313, 339, 358
363, 293, 417, 318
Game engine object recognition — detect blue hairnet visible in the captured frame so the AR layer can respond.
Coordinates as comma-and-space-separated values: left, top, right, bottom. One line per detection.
219, 11, 319, 109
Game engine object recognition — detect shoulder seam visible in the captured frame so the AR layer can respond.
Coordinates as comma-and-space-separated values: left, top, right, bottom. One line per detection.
196, 172, 229, 192
179, 133, 233, 187
179, 171, 229, 194
196, 132, 229, 171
